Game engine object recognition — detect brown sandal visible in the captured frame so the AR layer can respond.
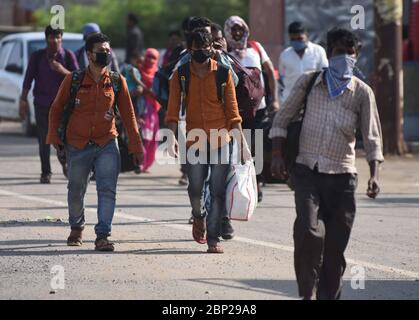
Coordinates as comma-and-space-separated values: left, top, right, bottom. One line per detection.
67, 228, 83, 246
192, 217, 207, 244
94, 237, 115, 252
207, 244, 224, 254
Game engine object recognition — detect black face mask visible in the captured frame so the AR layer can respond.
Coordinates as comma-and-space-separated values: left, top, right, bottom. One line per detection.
94, 52, 112, 67
192, 49, 211, 64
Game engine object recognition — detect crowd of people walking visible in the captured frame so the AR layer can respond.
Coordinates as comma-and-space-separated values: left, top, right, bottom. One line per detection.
18, 12, 384, 300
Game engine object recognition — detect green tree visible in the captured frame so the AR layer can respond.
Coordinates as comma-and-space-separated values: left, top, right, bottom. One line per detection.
33, 0, 249, 48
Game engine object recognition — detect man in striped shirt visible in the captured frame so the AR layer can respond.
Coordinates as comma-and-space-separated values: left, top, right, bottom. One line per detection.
270, 28, 384, 300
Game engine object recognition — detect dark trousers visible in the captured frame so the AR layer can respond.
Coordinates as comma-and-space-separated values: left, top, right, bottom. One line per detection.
242, 109, 265, 184
292, 164, 357, 300
34, 106, 51, 175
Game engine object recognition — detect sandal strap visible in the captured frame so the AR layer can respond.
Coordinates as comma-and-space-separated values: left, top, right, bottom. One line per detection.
95, 238, 115, 250
207, 245, 224, 253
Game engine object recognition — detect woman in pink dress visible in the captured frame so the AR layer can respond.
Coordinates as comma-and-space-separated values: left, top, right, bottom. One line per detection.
139, 48, 161, 173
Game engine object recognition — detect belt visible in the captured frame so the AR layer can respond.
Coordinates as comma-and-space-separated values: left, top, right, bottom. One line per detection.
88, 140, 99, 147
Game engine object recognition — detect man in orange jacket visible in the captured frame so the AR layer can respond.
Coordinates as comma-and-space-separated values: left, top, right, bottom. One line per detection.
47, 33, 144, 252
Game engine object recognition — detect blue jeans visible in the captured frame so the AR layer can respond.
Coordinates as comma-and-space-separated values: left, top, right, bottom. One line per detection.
66, 139, 120, 238
187, 143, 231, 246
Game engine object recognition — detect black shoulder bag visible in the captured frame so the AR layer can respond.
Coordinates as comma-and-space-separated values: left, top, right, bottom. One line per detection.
284, 71, 321, 174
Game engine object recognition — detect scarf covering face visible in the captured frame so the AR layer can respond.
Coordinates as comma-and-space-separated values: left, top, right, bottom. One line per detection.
325, 54, 357, 98
140, 48, 160, 88
140, 48, 160, 111
224, 16, 250, 59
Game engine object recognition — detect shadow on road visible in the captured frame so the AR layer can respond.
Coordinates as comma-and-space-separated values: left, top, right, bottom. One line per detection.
187, 278, 419, 300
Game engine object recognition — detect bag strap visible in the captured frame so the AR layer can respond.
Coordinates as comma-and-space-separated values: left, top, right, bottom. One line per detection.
225, 52, 254, 78
178, 63, 190, 117
57, 70, 85, 143
63, 48, 73, 69
109, 71, 122, 114
300, 71, 322, 119
248, 40, 263, 64
215, 64, 229, 105
67, 70, 85, 113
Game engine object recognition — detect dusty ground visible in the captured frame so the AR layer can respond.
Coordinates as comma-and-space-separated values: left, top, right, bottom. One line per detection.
0, 121, 418, 300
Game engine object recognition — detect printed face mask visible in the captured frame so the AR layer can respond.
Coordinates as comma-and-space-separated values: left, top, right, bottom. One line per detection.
328, 54, 357, 80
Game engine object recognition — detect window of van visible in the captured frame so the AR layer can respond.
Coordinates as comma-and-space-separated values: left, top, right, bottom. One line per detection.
0, 41, 14, 69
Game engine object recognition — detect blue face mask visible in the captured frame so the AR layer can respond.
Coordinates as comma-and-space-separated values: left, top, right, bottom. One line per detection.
290, 40, 307, 51
328, 54, 357, 80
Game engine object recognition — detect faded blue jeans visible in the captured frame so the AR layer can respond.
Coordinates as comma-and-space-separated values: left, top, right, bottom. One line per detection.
66, 139, 120, 238
187, 143, 232, 246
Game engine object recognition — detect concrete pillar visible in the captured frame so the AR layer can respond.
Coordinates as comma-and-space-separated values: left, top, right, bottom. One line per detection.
249, 0, 285, 69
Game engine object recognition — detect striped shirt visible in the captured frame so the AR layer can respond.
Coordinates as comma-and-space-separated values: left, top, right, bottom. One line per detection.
269, 71, 384, 174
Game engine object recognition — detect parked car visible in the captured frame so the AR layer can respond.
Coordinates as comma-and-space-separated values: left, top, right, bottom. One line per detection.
0, 32, 84, 136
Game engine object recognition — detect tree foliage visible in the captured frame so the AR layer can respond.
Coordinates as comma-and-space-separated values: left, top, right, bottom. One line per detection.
33, 0, 249, 48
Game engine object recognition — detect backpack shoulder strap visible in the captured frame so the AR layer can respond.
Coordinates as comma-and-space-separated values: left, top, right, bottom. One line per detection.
109, 71, 122, 113
178, 62, 190, 95
178, 62, 190, 117
57, 70, 85, 143
301, 71, 321, 118
63, 48, 73, 69
248, 40, 262, 60
70, 70, 85, 101
215, 64, 230, 105
109, 71, 122, 94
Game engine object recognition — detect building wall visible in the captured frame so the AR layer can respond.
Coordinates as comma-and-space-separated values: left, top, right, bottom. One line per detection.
249, 0, 285, 69
0, 0, 15, 26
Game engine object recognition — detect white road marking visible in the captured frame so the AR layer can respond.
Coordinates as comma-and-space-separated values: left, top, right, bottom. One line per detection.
1, 188, 419, 280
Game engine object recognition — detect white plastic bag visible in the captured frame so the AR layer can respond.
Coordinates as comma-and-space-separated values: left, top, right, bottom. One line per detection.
225, 161, 258, 221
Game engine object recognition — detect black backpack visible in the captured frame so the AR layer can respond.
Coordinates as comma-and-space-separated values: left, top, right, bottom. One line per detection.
152, 50, 188, 110
177, 62, 230, 117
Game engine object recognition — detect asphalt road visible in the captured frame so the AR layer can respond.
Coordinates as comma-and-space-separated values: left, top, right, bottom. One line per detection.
0, 121, 418, 300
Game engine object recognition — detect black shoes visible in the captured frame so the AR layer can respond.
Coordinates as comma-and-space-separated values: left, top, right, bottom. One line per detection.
257, 182, 263, 203
221, 218, 235, 240
40, 173, 51, 184
179, 173, 188, 186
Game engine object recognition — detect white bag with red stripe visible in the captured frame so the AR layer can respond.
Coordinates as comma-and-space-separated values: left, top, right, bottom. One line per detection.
225, 161, 258, 221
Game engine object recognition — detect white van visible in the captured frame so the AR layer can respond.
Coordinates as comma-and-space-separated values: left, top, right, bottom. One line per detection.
0, 32, 84, 136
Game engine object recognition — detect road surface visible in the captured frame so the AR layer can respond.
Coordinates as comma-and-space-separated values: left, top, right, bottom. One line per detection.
0, 121, 418, 300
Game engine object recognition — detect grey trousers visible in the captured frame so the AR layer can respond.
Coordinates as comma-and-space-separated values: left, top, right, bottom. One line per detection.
291, 163, 358, 300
